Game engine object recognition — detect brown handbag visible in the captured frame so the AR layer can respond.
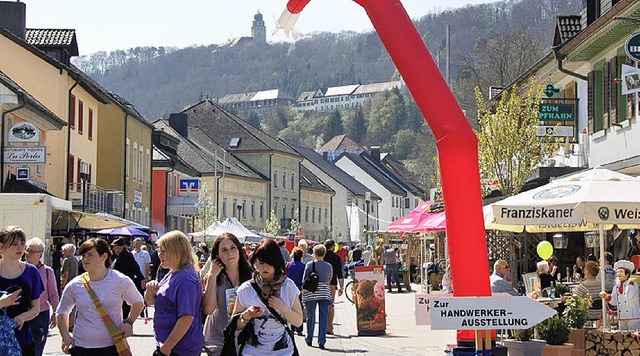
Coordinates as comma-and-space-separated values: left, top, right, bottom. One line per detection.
80, 273, 133, 356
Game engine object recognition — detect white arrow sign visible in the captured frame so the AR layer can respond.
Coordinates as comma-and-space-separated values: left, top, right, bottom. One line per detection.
429, 296, 556, 330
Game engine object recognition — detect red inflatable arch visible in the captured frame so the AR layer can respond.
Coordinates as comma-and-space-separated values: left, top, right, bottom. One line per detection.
280, 0, 492, 344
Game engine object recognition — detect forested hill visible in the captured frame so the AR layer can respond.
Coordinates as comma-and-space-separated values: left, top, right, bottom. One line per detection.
73, 0, 581, 121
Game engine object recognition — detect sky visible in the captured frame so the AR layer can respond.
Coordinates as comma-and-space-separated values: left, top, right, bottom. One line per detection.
23, 0, 497, 55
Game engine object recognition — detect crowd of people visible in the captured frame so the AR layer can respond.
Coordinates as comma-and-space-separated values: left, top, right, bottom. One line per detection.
0, 225, 394, 355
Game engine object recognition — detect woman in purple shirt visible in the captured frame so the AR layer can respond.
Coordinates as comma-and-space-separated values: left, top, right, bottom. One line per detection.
145, 231, 204, 356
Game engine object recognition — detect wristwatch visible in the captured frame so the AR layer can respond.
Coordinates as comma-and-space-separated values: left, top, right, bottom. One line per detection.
123, 318, 134, 326
240, 315, 249, 324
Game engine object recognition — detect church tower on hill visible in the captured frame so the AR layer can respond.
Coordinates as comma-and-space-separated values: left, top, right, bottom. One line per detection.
251, 11, 266, 44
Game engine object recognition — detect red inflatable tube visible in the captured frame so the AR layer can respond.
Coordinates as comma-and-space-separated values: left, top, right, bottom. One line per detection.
287, 0, 491, 344
287, 0, 311, 14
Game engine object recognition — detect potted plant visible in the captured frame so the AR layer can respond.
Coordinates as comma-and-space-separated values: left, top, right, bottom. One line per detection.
535, 316, 572, 356
502, 327, 546, 356
563, 294, 592, 350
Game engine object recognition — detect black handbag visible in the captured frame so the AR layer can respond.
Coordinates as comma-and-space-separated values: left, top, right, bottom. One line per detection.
221, 313, 255, 356
302, 262, 319, 292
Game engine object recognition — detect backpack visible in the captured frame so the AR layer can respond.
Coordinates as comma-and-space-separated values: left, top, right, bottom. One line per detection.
302, 262, 319, 292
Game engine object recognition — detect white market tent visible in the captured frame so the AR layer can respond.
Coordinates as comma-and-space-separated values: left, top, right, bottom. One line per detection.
191, 218, 261, 243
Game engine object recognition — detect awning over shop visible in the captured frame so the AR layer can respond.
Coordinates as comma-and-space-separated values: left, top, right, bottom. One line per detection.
52, 209, 128, 231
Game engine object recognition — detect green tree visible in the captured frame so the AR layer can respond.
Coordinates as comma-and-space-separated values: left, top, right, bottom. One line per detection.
366, 91, 405, 145
263, 210, 281, 235
475, 82, 555, 197
345, 106, 367, 144
323, 110, 344, 142
194, 181, 218, 241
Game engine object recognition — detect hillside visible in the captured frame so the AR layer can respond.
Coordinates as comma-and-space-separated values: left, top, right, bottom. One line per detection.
73, 0, 581, 121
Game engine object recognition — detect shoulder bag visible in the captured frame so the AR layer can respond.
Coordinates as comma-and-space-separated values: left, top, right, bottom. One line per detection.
80, 273, 133, 356
250, 282, 299, 356
302, 262, 319, 292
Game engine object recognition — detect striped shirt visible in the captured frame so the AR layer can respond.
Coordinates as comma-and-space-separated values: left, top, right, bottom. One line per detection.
574, 279, 602, 320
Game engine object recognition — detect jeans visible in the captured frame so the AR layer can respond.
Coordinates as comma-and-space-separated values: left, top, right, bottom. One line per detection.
292, 294, 303, 333
32, 310, 50, 356
385, 264, 401, 291
305, 299, 331, 346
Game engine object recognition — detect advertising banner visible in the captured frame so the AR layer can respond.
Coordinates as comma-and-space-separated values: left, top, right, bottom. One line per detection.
354, 265, 386, 336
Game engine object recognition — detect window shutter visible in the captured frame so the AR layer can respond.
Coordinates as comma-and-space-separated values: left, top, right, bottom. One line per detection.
610, 56, 618, 125
603, 61, 610, 130
588, 71, 595, 134
628, 57, 636, 120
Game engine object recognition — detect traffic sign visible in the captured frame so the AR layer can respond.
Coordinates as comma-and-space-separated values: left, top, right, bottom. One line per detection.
429, 295, 556, 330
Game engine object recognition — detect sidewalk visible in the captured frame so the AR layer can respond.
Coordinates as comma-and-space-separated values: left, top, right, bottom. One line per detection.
44, 282, 455, 355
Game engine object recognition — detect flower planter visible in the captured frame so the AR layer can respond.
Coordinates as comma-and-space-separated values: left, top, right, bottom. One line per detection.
568, 328, 591, 350
502, 339, 546, 356
542, 343, 573, 356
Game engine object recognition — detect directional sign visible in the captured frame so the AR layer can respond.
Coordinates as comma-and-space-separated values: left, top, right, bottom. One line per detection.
429, 296, 556, 330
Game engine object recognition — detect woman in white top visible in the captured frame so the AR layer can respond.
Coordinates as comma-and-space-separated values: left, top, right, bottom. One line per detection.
57, 238, 144, 355
233, 239, 303, 356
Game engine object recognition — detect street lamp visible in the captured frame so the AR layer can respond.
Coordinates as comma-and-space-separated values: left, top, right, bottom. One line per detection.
80, 171, 89, 212
365, 192, 371, 245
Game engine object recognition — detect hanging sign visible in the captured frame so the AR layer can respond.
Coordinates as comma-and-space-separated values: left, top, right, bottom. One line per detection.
3, 146, 46, 163
621, 64, 640, 95
625, 32, 640, 62
8, 122, 39, 142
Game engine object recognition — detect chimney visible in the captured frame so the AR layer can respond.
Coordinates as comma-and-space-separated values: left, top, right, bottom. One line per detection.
370, 146, 381, 162
0, 1, 26, 39
322, 151, 328, 161
168, 113, 188, 138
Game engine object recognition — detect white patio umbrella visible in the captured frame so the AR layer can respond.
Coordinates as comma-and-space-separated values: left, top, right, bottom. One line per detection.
490, 168, 640, 328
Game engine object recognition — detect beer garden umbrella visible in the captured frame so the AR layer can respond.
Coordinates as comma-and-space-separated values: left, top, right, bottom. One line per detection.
490, 168, 640, 327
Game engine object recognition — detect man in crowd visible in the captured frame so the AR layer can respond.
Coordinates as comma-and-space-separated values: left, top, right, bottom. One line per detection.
362, 245, 373, 266
133, 238, 151, 281
382, 245, 403, 293
112, 237, 146, 317
490, 259, 518, 296
351, 243, 363, 263
60, 243, 78, 292
324, 239, 344, 335
336, 242, 348, 275
298, 240, 314, 264
278, 240, 292, 263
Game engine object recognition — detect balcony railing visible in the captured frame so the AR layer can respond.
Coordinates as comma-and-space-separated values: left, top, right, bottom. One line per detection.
68, 183, 124, 215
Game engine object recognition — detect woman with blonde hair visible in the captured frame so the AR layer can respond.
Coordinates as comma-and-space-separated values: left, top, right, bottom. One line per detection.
145, 231, 204, 356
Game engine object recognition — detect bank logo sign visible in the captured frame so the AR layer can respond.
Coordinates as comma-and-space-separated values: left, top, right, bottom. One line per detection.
532, 185, 580, 200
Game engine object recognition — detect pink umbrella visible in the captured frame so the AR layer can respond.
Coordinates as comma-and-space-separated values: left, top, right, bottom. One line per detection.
388, 202, 446, 232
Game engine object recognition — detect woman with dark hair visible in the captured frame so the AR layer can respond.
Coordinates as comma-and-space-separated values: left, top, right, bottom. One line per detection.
202, 233, 253, 355
145, 231, 204, 356
287, 247, 306, 336
56, 238, 144, 355
232, 239, 303, 355
547, 255, 560, 280
0, 226, 43, 356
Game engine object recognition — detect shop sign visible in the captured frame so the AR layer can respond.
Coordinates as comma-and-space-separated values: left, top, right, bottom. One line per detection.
538, 103, 575, 121
621, 64, 640, 95
429, 295, 556, 330
179, 178, 201, 196
3, 146, 46, 163
8, 122, 39, 142
535, 126, 574, 137
625, 32, 640, 62
134, 189, 143, 208
16, 167, 29, 180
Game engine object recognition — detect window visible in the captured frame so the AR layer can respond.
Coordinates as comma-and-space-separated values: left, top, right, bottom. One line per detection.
242, 200, 246, 219
133, 143, 138, 181
260, 202, 264, 219
325, 208, 328, 220
283, 172, 286, 190
283, 205, 287, 218
291, 206, 295, 219
146, 149, 150, 186
68, 155, 74, 190
305, 207, 309, 223
291, 175, 295, 191
139, 146, 144, 184
319, 207, 322, 224
126, 139, 130, 177
78, 100, 84, 134
312, 207, 315, 223
274, 203, 278, 217
88, 108, 93, 140
233, 199, 238, 217
223, 198, 227, 218
69, 94, 76, 129
251, 201, 255, 219
76, 159, 82, 191
274, 170, 278, 188
88, 163, 92, 183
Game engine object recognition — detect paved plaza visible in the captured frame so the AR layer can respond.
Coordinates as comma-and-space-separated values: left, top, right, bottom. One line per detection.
43, 282, 456, 355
